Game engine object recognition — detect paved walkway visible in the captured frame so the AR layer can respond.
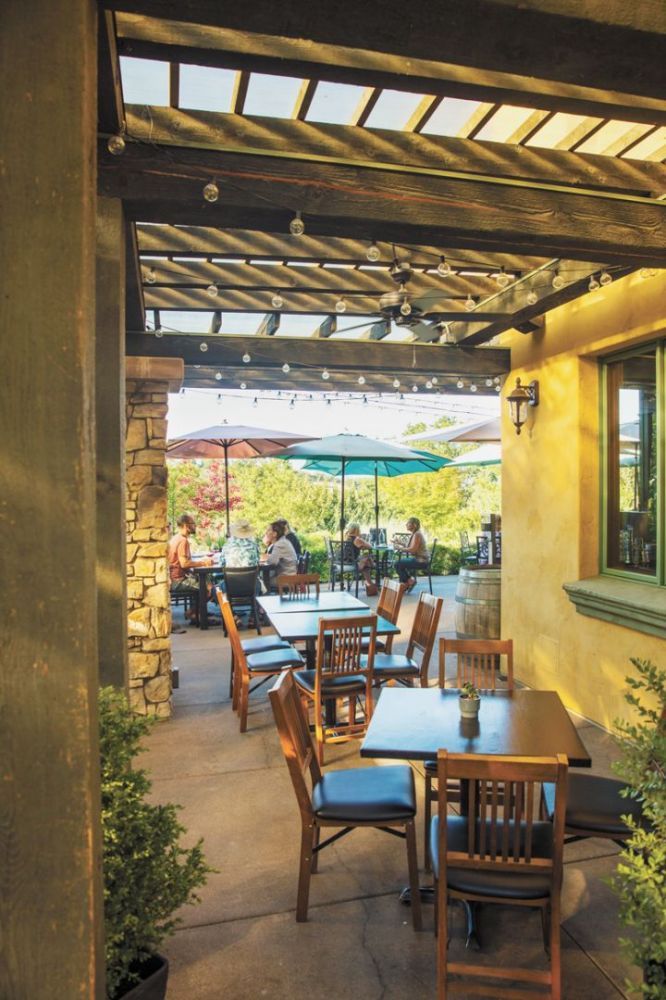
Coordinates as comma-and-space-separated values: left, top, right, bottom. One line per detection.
143, 576, 637, 999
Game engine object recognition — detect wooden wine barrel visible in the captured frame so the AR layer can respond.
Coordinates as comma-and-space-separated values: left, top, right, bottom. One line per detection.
454, 566, 501, 639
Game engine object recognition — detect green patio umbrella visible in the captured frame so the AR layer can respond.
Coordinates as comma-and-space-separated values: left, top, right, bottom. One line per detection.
271, 434, 449, 580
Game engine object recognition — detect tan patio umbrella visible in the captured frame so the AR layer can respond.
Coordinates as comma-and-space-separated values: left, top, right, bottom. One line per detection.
405, 415, 501, 444
167, 424, 317, 536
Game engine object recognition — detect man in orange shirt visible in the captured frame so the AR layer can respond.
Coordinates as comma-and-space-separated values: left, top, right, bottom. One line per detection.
168, 514, 215, 622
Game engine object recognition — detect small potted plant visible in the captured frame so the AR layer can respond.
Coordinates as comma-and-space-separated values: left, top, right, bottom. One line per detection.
100, 686, 212, 1000
610, 658, 666, 998
459, 681, 481, 719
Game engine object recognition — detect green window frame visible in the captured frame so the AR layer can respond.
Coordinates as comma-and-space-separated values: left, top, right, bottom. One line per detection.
600, 340, 665, 586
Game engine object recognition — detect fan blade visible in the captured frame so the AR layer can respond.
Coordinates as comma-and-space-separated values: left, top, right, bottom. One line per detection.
409, 320, 441, 343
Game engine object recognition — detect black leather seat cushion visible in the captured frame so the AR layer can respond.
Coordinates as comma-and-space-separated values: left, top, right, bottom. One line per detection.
372, 653, 419, 678
246, 647, 303, 672
543, 773, 641, 836
312, 765, 416, 822
430, 815, 553, 900
241, 635, 291, 655
294, 669, 367, 697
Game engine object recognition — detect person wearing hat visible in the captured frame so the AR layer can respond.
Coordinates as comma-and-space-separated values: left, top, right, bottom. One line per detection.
219, 519, 260, 569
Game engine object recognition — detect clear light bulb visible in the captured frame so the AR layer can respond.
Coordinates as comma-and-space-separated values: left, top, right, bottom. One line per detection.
456, 378, 464, 389
207, 283, 218, 298
146, 267, 156, 284
485, 378, 493, 387
271, 292, 284, 309
426, 380, 433, 389
203, 181, 219, 203
392, 378, 400, 389
526, 290, 538, 306
154, 328, 163, 338
366, 242, 381, 262
199, 342, 208, 352
335, 297, 347, 314
242, 352, 251, 363
599, 270, 612, 286
282, 362, 290, 373
588, 275, 600, 292
240, 382, 247, 390
552, 272, 565, 290
494, 268, 511, 288
431, 376, 438, 385
437, 256, 451, 277
358, 375, 366, 385
495, 384, 501, 392
412, 385, 418, 393
322, 369, 330, 380
107, 133, 126, 155
289, 211, 305, 236
400, 297, 412, 317
215, 371, 222, 380
470, 383, 478, 393
464, 295, 475, 311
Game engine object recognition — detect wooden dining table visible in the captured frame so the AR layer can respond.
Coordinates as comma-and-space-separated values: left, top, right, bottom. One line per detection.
264, 606, 400, 668
257, 591, 366, 616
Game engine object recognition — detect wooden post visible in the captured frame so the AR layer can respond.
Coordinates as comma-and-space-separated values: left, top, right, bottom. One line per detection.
0, 1, 104, 997
96, 197, 129, 688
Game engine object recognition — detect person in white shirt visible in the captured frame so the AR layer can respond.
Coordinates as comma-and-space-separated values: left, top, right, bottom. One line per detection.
261, 520, 298, 586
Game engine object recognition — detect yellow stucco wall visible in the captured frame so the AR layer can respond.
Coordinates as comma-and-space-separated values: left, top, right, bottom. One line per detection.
501, 270, 666, 728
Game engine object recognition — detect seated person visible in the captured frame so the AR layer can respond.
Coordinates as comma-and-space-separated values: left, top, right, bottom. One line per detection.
394, 517, 428, 592
343, 522, 377, 596
219, 519, 260, 569
168, 513, 215, 622
275, 518, 301, 557
261, 521, 298, 588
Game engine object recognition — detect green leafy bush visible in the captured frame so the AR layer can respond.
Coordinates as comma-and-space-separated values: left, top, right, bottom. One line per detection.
100, 687, 211, 998
610, 659, 666, 998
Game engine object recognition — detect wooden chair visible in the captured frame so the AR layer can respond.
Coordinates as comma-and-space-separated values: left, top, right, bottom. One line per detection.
293, 613, 377, 764
296, 550, 310, 574
414, 539, 438, 594
371, 592, 443, 687
361, 577, 406, 654
219, 596, 304, 733
269, 670, 422, 929
433, 751, 568, 1000
276, 572, 321, 598
223, 566, 262, 634
217, 591, 292, 699
424, 638, 514, 869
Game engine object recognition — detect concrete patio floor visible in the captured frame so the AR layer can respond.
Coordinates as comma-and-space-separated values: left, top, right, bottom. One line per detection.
143, 576, 638, 999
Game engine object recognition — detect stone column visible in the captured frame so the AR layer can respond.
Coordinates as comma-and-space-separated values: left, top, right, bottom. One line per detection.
125, 358, 183, 717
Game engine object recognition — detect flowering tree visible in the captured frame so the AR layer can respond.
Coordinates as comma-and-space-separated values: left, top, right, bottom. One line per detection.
190, 461, 242, 545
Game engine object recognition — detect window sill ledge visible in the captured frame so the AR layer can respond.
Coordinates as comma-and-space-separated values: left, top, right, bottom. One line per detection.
563, 576, 666, 639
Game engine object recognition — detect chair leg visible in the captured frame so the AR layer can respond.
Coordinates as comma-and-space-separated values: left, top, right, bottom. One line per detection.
238, 674, 250, 733
424, 774, 433, 872
229, 650, 235, 700
311, 826, 321, 874
253, 597, 262, 635
405, 819, 422, 931
549, 898, 561, 999
436, 874, 448, 1000
296, 823, 315, 922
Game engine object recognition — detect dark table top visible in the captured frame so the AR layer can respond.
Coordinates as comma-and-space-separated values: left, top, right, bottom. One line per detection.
361, 688, 591, 767
268, 609, 400, 642
257, 591, 367, 615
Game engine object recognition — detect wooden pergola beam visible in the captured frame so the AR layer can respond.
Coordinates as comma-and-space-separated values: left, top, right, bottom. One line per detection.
99, 143, 666, 265
123, 106, 666, 198
113, 7, 666, 122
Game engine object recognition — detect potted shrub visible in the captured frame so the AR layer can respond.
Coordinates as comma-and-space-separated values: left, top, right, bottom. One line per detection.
610, 658, 666, 998
459, 681, 481, 719
100, 686, 212, 999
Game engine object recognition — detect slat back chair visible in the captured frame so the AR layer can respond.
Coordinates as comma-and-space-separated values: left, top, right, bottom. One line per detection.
425, 638, 514, 870
219, 596, 298, 733
269, 671, 422, 928
371, 592, 442, 688
374, 577, 406, 653
276, 573, 321, 598
435, 751, 568, 1000
439, 637, 514, 690
295, 613, 377, 764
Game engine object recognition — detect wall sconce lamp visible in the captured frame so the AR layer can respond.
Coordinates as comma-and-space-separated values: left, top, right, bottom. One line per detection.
506, 377, 539, 435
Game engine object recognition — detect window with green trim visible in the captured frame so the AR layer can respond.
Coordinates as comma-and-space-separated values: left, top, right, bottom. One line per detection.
601, 342, 664, 583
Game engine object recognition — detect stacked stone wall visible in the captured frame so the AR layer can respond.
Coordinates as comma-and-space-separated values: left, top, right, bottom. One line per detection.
125, 379, 172, 717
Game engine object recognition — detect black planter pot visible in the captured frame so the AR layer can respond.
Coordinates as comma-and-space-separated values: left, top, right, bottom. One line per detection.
116, 954, 169, 1000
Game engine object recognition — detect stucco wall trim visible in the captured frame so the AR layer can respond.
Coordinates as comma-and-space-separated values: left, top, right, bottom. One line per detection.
563, 576, 666, 639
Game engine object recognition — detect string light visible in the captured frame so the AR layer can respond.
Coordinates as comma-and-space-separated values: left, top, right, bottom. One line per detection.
239, 382, 247, 390
199, 342, 208, 352
426, 380, 433, 389
366, 241, 381, 262
588, 274, 600, 292
203, 181, 219, 203
154, 328, 163, 338
464, 294, 476, 311
145, 267, 156, 284
485, 378, 493, 387
289, 211, 305, 236
456, 378, 464, 389
552, 271, 565, 290
107, 132, 126, 155
431, 376, 438, 385
599, 270, 612, 286
470, 383, 478, 393
242, 352, 251, 363
412, 384, 418, 392
493, 267, 511, 288
358, 375, 366, 385
392, 378, 400, 389
215, 371, 222, 380
437, 256, 452, 277
282, 362, 290, 373
335, 296, 347, 314
495, 384, 501, 392
322, 369, 330, 380
271, 291, 284, 309
526, 290, 538, 306
207, 283, 218, 298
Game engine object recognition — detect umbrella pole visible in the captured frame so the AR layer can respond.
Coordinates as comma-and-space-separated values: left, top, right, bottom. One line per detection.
374, 464, 379, 543
339, 459, 346, 591
224, 446, 230, 538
